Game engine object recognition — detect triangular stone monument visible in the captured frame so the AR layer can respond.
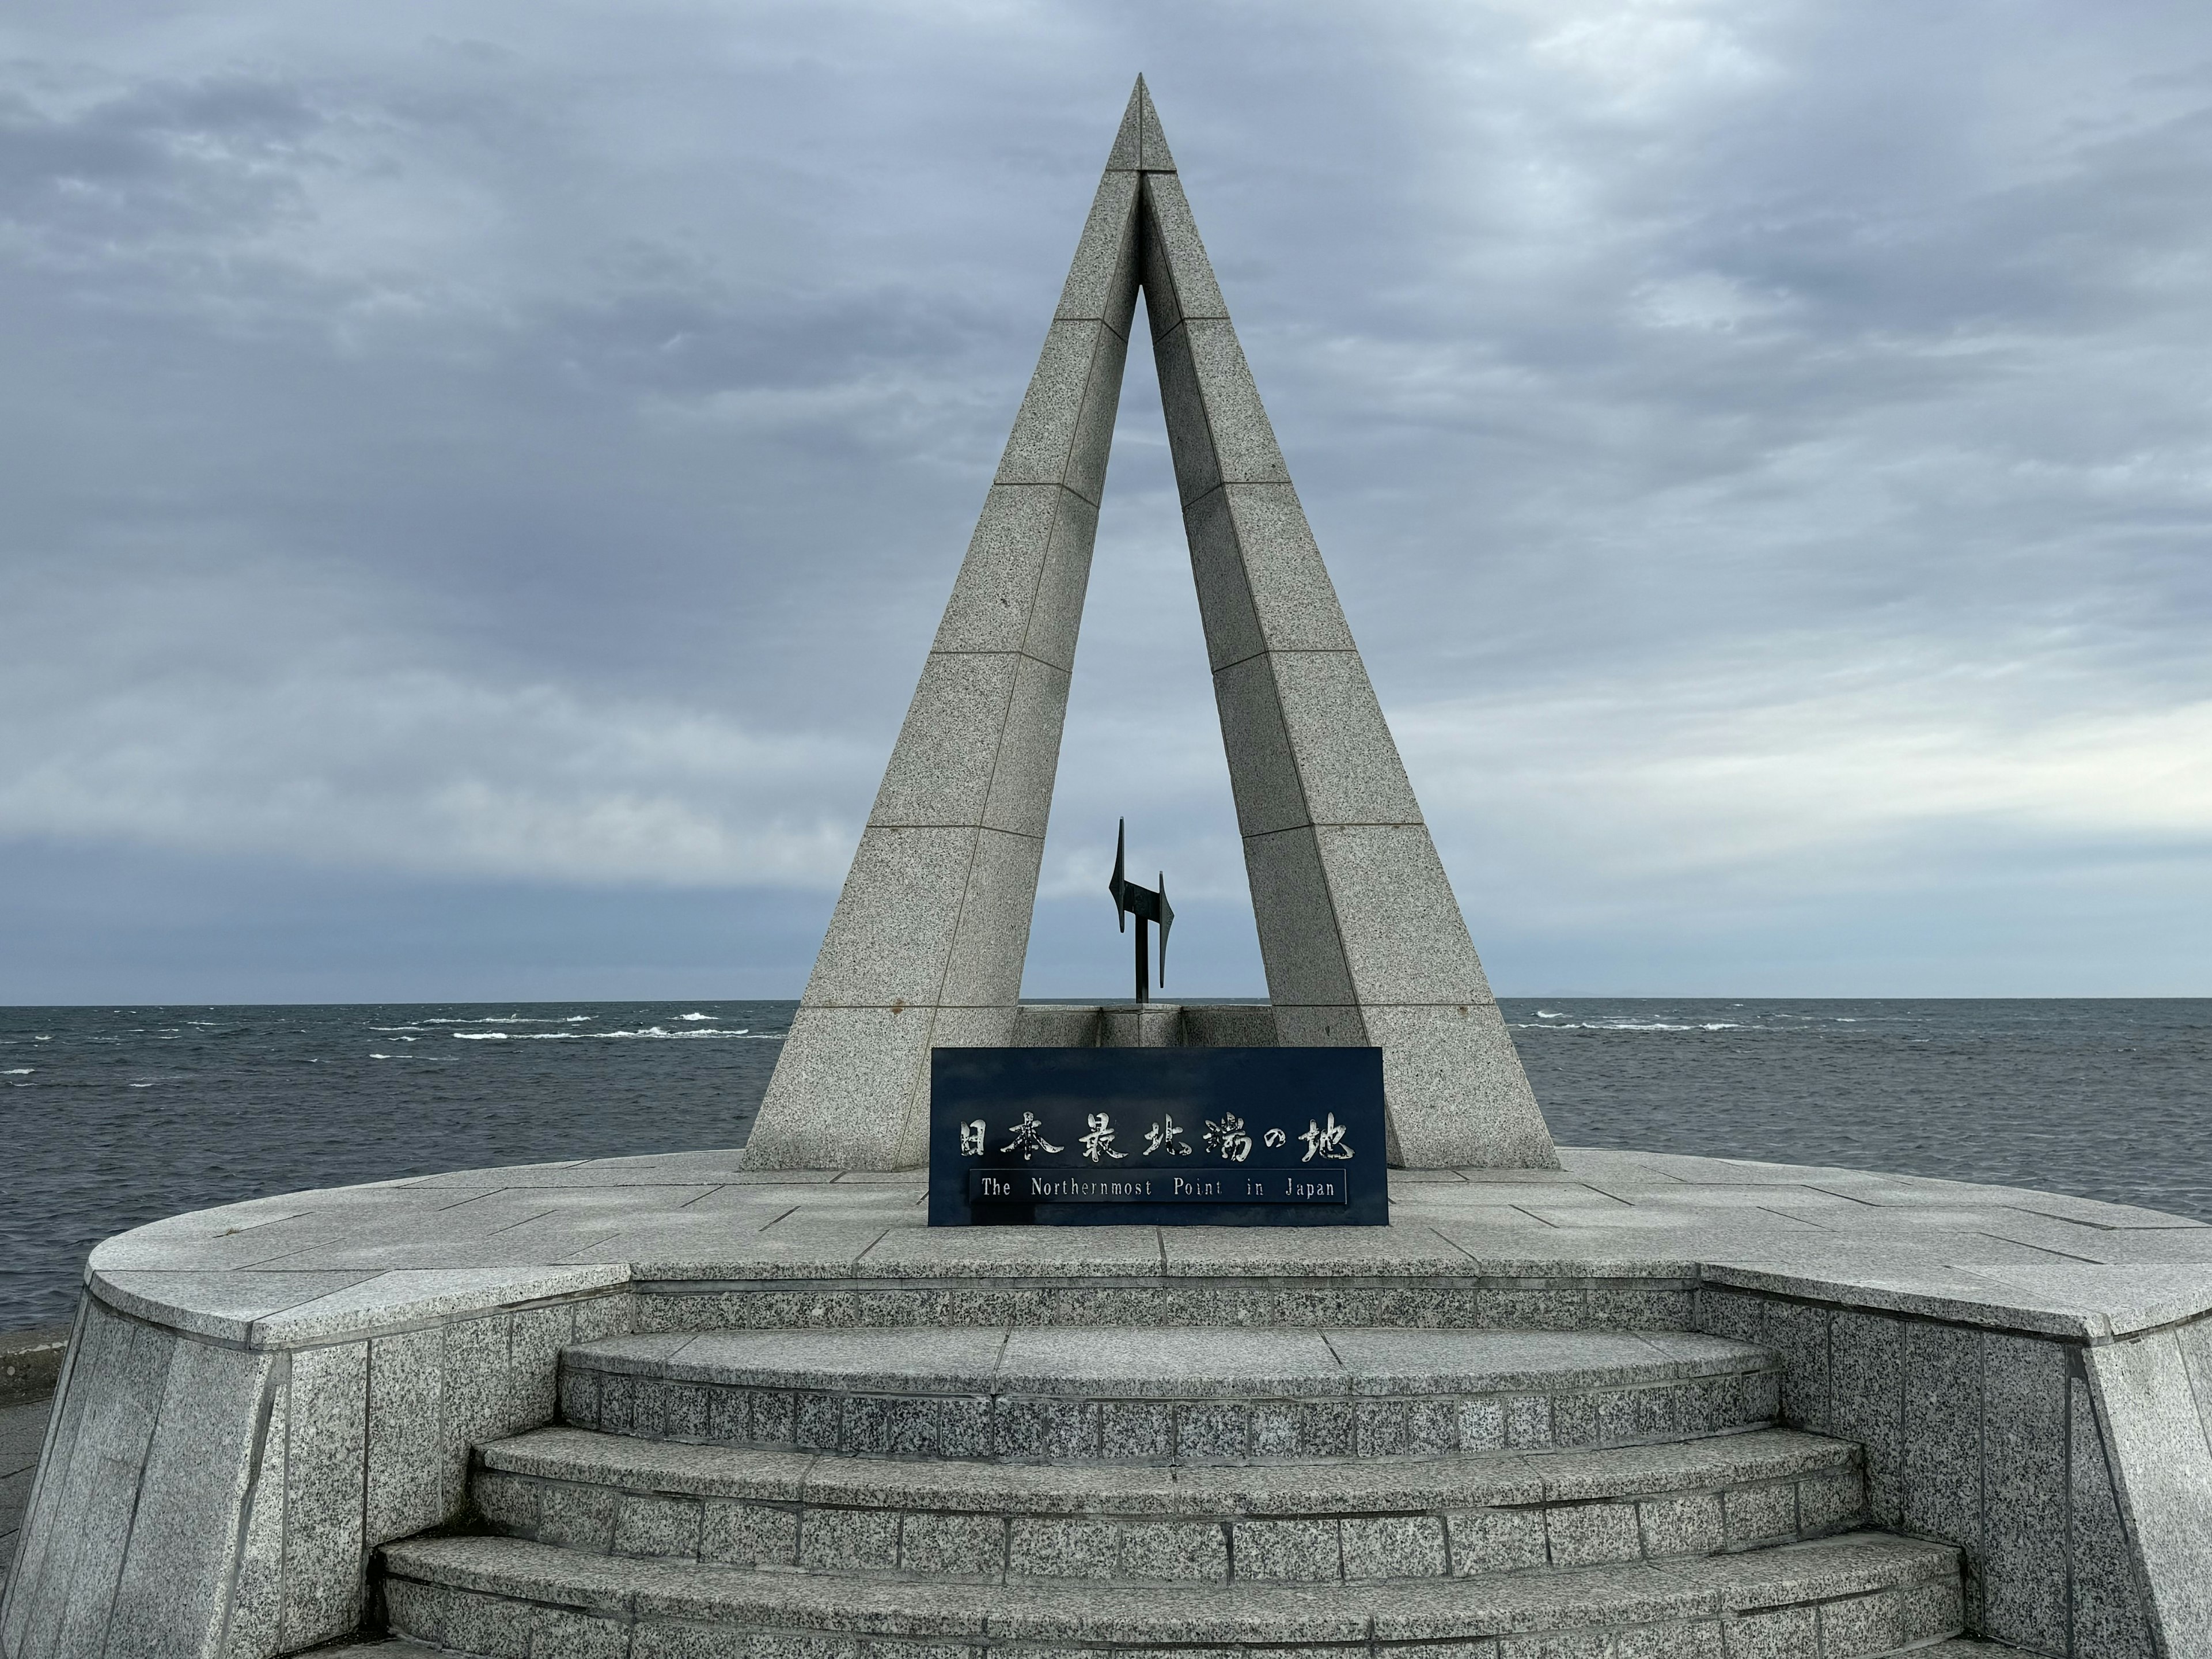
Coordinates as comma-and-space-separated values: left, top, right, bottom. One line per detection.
745, 79, 1560, 1173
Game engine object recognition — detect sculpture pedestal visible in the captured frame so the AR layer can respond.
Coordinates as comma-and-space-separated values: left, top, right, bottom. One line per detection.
6, 1147, 2211, 1657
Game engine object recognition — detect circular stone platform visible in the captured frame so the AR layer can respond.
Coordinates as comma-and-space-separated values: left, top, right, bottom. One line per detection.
5, 1145, 2211, 1658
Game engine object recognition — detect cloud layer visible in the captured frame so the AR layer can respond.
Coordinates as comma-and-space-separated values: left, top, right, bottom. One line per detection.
3, 0, 2209, 998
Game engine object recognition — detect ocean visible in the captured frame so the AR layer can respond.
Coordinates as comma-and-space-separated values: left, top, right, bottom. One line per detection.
2, 998, 2206, 1331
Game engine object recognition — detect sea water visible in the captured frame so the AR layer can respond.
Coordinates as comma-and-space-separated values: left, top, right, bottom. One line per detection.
1, 998, 2206, 1330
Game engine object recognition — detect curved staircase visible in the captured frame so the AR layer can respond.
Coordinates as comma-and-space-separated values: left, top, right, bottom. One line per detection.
378, 1325, 1967, 1657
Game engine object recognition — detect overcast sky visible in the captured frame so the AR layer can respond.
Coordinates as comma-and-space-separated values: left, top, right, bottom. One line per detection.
3, 0, 2209, 1003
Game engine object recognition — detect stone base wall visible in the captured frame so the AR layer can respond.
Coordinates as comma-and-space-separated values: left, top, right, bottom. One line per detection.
0, 1288, 631, 1659
1695, 1282, 2186, 1657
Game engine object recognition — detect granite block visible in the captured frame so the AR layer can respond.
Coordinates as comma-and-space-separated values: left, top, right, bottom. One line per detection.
2086, 1328, 2212, 1655
1340, 1516, 1448, 1580
595, 1371, 636, 1434
938, 1397, 990, 1460
531, 1606, 631, 1659
1150, 314, 1220, 506
1637, 1491, 1724, 1558
1199, 484, 1355, 669
103, 1334, 272, 1659
1589, 1389, 1639, 1445
1979, 1332, 2067, 1652
1302, 1399, 1357, 1458
1100, 1402, 1172, 1461
900, 1511, 1005, 1580
570, 1290, 635, 1344
1550, 1391, 1600, 1449
440, 1313, 512, 1513
1138, 172, 1225, 335
10, 1307, 168, 1659
796, 1392, 841, 1451
1696, 1290, 1766, 1348
1210, 654, 1310, 839
1503, 1394, 1553, 1448
1006, 1516, 1118, 1580
1723, 1481, 1797, 1548
1446, 1507, 1547, 1574
1232, 1517, 1340, 1581
799, 1506, 901, 1572
559, 1359, 600, 1430
1176, 1402, 1246, 1461
615, 1493, 703, 1559
1719, 1604, 1815, 1658
1814, 1590, 1908, 1657
752, 1389, 797, 1446
1902, 1319, 1983, 1616
1744, 1368, 1782, 1424
660, 1381, 711, 1442
1248, 1400, 1301, 1458
536, 1479, 616, 1551
1315, 828, 1494, 1006
1239, 827, 1359, 1008
1760, 1301, 1830, 1431
1796, 1465, 1863, 1534
929, 487, 1062, 660
1118, 1519, 1230, 1582
633, 1377, 668, 1439
707, 1384, 747, 1444
1503, 1638, 1618, 1659
1062, 316, 1131, 508
474, 1468, 539, 1534
1456, 1396, 1506, 1450
1173, 319, 1289, 495
1, 1300, 94, 1657
1895, 1577, 1965, 1643
1039, 1399, 1105, 1461
1628, 1380, 1672, 1451
380, 1577, 455, 1647
224, 1360, 287, 1659
506, 1302, 570, 1429
2066, 1377, 2154, 1659
1271, 652, 1424, 830
1406, 1397, 1458, 1453
1054, 168, 1140, 328
699, 1499, 800, 1567
279, 1340, 370, 1647
1589, 1285, 1695, 1330
744, 1003, 935, 1171
1544, 1501, 1640, 1568
794, 828, 976, 990
942, 827, 1052, 1009
1828, 1309, 1904, 1527
995, 319, 1119, 491
1357, 1399, 1411, 1457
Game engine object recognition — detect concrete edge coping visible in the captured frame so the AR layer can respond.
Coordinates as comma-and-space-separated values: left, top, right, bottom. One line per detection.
55, 1149, 2212, 1354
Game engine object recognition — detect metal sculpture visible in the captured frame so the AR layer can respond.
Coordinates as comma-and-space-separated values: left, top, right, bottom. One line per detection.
1107, 819, 1172, 1003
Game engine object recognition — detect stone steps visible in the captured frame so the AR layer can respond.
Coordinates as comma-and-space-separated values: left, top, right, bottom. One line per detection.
378, 1529, 1963, 1657
560, 1327, 1780, 1463
472, 1424, 1865, 1585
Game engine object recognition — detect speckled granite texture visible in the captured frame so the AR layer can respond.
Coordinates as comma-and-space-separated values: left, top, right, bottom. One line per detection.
0, 1143, 2205, 1656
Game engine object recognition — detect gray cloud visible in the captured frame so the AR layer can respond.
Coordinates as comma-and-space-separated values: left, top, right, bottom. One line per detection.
2, 0, 2208, 1000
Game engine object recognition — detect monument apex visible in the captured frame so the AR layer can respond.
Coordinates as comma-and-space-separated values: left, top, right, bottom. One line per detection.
744, 79, 1560, 1172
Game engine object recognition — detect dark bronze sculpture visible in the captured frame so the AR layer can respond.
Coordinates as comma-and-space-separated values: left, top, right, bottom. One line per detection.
1107, 819, 1172, 1003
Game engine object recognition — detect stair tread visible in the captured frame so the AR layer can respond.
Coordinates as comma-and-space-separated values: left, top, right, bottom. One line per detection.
568, 1326, 1771, 1397
384, 1529, 1955, 1643
483, 1423, 1855, 1514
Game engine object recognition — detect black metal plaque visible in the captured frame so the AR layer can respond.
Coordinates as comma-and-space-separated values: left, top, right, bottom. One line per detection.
928, 1047, 1388, 1227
